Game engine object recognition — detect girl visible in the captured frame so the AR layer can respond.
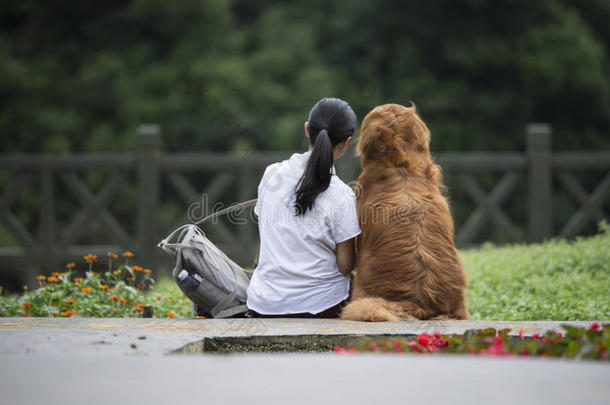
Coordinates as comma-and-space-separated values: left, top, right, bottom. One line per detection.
247, 98, 360, 318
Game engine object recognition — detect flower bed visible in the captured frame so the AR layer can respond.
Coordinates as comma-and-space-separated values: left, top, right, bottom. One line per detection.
333, 323, 609, 361
0, 252, 192, 318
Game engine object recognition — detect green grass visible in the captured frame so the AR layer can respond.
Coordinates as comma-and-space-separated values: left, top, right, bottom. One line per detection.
462, 223, 610, 321
1, 225, 608, 320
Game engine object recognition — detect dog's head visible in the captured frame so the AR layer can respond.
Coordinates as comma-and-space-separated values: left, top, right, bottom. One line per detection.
356, 103, 431, 167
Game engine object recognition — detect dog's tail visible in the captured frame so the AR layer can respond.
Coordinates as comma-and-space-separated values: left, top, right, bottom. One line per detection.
340, 297, 426, 322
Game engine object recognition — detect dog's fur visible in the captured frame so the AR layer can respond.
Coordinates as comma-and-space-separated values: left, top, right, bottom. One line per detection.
341, 104, 469, 322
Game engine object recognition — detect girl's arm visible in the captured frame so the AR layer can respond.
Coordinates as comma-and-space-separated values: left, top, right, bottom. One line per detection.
336, 237, 356, 276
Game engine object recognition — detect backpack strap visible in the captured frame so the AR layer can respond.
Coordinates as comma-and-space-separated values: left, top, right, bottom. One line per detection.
213, 304, 249, 319
159, 199, 258, 253
195, 198, 257, 226
158, 224, 203, 255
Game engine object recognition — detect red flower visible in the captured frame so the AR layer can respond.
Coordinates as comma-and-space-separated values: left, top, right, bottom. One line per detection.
589, 322, 600, 331
417, 333, 430, 346
333, 346, 356, 354
369, 342, 377, 351
392, 341, 402, 352
532, 333, 540, 339
519, 330, 525, 339
433, 331, 442, 340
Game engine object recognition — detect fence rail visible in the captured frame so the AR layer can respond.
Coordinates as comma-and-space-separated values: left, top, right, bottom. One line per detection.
1, 123, 608, 286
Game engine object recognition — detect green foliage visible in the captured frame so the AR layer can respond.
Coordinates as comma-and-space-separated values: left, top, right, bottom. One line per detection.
335, 323, 610, 361
462, 223, 610, 320
0, 255, 193, 318
1, 0, 609, 154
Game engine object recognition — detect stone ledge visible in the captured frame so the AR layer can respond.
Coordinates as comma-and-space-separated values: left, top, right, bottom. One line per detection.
0, 318, 602, 357
0, 317, 599, 336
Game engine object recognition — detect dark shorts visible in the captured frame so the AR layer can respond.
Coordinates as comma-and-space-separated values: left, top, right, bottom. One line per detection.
249, 300, 347, 319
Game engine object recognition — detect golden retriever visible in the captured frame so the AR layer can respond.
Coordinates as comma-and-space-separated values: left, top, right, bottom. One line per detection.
341, 103, 469, 321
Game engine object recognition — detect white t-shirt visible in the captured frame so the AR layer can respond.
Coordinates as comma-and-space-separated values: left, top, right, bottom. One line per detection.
246, 151, 361, 315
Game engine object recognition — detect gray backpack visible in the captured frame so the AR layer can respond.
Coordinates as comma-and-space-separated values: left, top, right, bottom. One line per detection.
158, 199, 257, 318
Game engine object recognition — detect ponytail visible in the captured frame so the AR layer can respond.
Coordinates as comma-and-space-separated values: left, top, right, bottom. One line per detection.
294, 97, 357, 215
294, 129, 333, 215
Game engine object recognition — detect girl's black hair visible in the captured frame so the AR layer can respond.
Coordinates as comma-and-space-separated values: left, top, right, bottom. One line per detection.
294, 98, 357, 215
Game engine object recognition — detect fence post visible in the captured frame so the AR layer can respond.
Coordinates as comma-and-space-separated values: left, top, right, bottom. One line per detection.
526, 123, 552, 243
137, 124, 161, 270
38, 165, 55, 283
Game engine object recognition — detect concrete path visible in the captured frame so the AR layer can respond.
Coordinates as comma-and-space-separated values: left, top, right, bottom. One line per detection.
0, 318, 608, 405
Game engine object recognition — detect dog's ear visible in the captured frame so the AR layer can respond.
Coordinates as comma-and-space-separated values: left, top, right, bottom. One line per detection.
357, 123, 415, 167
357, 123, 399, 161
357, 123, 384, 158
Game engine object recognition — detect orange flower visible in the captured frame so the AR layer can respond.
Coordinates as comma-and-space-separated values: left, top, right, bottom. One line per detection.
50, 312, 60, 317
63, 311, 75, 317
132, 266, 143, 272
47, 276, 59, 283
134, 307, 144, 313
65, 262, 76, 269
98, 284, 108, 290
127, 276, 135, 281
108, 295, 121, 302
61, 306, 67, 311
120, 299, 128, 305
122, 251, 134, 257
20, 303, 31, 309
167, 312, 176, 318
25, 314, 31, 317
83, 254, 97, 264
51, 302, 58, 307
66, 299, 76, 305
81, 287, 92, 293
74, 277, 84, 283
107, 252, 118, 259
113, 308, 119, 313
144, 269, 151, 275
36, 275, 46, 281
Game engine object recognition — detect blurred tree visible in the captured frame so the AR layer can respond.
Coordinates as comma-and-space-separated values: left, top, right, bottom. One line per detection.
318, 0, 610, 151
0, 0, 608, 153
